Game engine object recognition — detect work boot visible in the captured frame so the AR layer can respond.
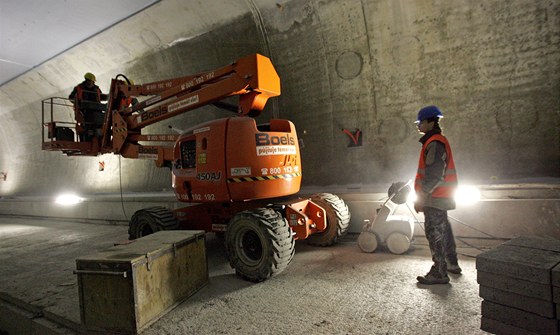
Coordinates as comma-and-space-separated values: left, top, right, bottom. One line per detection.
446, 259, 462, 274
417, 271, 450, 285
447, 263, 462, 274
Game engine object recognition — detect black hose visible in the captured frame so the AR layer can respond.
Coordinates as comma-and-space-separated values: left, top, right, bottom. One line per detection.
119, 156, 128, 221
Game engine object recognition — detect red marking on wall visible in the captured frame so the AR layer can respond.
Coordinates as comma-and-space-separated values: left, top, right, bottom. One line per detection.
342, 128, 362, 147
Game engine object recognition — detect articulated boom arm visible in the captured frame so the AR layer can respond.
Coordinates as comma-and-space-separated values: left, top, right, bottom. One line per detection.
103, 53, 280, 166
42, 54, 280, 166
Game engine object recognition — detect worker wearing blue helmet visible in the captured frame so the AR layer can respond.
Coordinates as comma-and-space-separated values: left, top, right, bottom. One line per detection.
416, 105, 443, 122
413, 105, 461, 285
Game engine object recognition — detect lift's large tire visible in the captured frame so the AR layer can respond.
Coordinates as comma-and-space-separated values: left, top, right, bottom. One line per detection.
128, 206, 179, 240
225, 208, 295, 282
306, 193, 351, 246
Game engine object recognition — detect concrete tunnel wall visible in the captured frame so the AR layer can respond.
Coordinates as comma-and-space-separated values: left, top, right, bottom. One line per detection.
0, 0, 558, 232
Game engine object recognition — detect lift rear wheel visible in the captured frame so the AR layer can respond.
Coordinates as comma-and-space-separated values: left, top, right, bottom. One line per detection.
225, 208, 295, 282
128, 206, 179, 240
306, 193, 351, 246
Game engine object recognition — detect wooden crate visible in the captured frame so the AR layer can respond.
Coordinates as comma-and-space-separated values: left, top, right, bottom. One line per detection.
75, 230, 207, 334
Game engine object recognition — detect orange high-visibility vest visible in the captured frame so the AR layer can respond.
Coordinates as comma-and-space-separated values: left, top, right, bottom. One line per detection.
414, 134, 458, 198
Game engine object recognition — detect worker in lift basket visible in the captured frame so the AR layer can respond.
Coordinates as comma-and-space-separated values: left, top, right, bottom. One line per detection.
69, 72, 102, 141
413, 105, 462, 285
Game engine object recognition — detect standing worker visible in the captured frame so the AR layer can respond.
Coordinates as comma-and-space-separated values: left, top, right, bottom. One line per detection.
413, 105, 461, 285
69, 72, 102, 141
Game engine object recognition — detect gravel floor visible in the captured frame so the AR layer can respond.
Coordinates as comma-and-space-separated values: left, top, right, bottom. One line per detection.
0, 216, 502, 334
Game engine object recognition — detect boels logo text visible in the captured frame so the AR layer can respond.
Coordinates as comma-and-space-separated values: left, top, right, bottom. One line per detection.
255, 133, 295, 146
140, 108, 168, 122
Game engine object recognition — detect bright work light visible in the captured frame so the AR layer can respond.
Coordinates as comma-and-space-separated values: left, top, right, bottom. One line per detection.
55, 193, 84, 205
454, 185, 481, 205
406, 185, 481, 206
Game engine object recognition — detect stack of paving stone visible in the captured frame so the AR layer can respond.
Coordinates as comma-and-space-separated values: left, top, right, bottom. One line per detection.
476, 236, 560, 335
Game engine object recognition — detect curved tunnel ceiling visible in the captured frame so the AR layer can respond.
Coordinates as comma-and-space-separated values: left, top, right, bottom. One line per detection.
0, 0, 159, 86
0, 0, 558, 198
0, 0, 284, 196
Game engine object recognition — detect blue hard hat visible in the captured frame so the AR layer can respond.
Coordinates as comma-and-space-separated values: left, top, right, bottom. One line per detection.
416, 105, 443, 123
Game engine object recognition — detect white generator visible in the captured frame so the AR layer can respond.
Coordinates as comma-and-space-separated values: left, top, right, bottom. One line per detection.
358, 181, 415, 254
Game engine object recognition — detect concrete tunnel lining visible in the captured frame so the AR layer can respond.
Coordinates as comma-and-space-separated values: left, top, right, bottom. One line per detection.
0, 0, 557, 239
0, 0, 558, 197
0, 1, 559, 333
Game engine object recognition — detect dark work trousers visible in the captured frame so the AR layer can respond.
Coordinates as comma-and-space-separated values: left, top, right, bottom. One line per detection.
424, 207, 458, 276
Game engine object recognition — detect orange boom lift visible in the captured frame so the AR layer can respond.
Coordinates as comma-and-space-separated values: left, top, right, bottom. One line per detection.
42, 54, 350, 281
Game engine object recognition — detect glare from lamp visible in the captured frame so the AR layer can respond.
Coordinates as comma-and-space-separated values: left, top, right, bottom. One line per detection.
55, 194, 84, 206
454, 185, 481, 205
407, 191, 417, 204
407, 185, 480, 205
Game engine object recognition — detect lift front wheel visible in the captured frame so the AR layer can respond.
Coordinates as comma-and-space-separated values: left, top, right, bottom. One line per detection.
225, 208, 295, 282
306, 193, 351, 246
